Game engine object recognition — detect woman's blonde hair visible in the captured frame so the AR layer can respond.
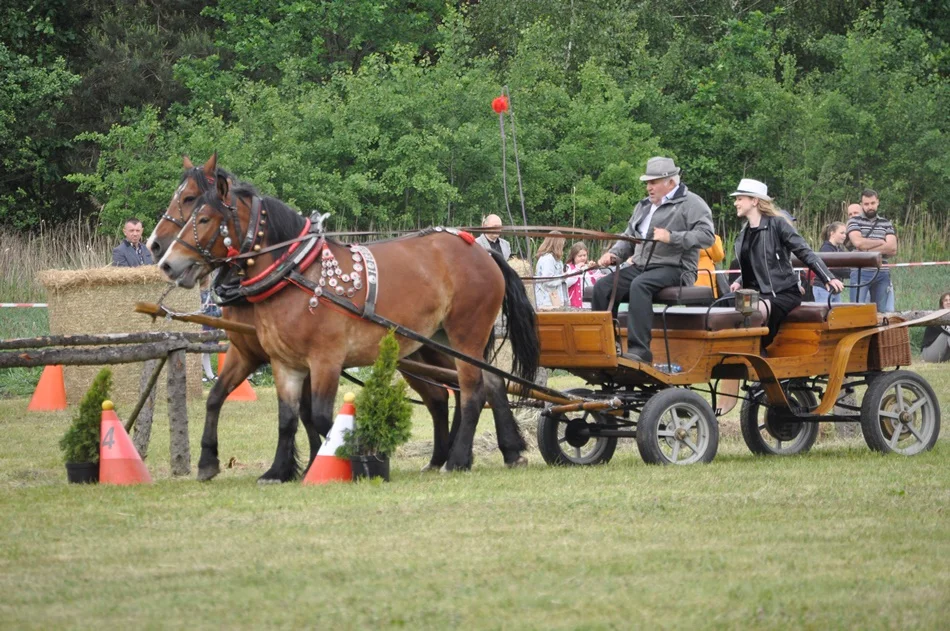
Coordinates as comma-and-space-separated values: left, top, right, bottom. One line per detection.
752, 197, 794, 225
566, 241, 588, 265
536, 231, 566, 260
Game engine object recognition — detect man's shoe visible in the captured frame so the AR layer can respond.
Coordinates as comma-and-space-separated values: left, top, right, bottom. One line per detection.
620, 351, 651, 364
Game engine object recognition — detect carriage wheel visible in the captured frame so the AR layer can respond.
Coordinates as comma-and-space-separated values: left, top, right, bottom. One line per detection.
860, 370, 940, 455
739, 381, 820, 456
636, 389, 718, 465
536, 389, 618, 466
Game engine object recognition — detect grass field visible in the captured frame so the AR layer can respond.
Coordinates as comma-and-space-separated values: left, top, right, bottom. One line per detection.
1, 367, 948, 629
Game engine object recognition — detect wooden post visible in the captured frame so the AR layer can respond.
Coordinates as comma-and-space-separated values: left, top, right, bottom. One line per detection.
166, 349, 191, 476
132, 358, 161, 459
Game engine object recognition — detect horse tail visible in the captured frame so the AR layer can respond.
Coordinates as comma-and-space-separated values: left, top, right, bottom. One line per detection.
488, 250, 539, 384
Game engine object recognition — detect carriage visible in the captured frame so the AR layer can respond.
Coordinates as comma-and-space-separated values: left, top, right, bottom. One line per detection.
533, 251, 945, 466
149, 156, 944, 479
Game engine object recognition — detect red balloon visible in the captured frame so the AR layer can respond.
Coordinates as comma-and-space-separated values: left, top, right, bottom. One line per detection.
491, 95, 509, 114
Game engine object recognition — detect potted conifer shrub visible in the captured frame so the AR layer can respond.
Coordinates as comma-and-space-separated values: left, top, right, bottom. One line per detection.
59, 368, 112, 484
338, 331, 413, 481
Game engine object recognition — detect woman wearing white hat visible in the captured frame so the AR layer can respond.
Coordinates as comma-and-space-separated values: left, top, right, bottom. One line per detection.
727, 179, 845, 352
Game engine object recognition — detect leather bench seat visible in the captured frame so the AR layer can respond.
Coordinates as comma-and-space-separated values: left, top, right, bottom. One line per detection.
650, 306, 766, 332
784, 301, 864, 323
654, 285, 714, 305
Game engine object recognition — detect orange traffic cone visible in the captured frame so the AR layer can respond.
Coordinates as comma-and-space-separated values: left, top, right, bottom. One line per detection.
302, 393, 355, 485
99, 401, 152, 485
27, 365, 67, 411
217, 353, 257, 401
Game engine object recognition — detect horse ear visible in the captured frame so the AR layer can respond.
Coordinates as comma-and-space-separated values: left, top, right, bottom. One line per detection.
183, 155, 194, 169
217, 173, 231, 200
203, 152, 218, 181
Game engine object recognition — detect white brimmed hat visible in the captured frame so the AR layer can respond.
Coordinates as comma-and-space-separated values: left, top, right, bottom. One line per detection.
639, 157, 681, 182
730, 178, 771, 201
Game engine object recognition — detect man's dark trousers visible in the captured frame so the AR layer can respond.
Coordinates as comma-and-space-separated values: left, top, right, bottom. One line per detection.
591, 265, 684, 361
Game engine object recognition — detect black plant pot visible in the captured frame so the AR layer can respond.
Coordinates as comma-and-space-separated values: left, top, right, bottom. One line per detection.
65, 462, 99, 484
350, 454, 390, 482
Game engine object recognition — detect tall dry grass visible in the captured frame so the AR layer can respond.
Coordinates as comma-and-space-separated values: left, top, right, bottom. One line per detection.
0, 221, 114, 302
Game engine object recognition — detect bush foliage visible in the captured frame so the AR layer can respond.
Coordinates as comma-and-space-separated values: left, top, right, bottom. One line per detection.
338, 331, 413, 458
2, 1, 949, 255
58, 368, 111, 464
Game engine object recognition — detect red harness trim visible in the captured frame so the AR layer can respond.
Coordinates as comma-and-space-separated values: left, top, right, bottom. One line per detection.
241, 219, 311, 286
243, 219, 323, 303
458, 230, 475, 244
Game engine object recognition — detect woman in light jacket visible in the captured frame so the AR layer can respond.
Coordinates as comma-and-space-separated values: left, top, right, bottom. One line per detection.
534, 232, 568, 310
727, 179, 844, 351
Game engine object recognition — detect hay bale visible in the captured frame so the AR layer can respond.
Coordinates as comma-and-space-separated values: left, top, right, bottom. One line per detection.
38, 266, 204, 406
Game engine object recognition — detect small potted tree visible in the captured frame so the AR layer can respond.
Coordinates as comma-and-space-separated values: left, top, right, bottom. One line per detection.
59, 368, 112, 484
338, 330, 413, 481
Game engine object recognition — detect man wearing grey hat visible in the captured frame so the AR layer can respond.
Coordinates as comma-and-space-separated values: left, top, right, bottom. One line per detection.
592, 157, 714, 364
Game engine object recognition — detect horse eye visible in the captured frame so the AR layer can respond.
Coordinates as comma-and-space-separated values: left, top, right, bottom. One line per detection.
198, 217, 211, 225
183, 195, 196, 204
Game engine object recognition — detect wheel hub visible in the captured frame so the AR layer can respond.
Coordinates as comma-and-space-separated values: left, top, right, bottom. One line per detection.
764, 411, 801, 442
674, 427, 688, 440
563, 418, 591, 448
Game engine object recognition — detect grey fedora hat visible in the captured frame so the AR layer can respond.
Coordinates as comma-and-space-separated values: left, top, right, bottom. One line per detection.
639, 156, 681, 181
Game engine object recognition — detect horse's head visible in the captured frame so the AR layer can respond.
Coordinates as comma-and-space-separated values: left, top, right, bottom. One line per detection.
146, 153, 234, 261
157, 184, 244, 289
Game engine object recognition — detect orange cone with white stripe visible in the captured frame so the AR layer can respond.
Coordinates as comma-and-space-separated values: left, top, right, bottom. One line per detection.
302, 393, 355, 485
27, 365, 67, 411
99, 401, 152, 485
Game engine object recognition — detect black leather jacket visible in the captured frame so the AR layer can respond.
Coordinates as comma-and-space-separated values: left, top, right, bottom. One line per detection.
734, 215, 833, 296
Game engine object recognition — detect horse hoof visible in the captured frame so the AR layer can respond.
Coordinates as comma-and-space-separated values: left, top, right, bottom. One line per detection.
197, 466, 220, 481
506, 456, 528, 468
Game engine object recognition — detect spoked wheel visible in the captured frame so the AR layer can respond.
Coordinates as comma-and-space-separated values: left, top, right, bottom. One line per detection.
636, 388, 718, 465
739, 381, 820, 455
860, 370, 940, 455
537, 389, 619, 466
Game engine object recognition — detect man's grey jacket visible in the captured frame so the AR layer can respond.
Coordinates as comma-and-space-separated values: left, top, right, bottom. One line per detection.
112, 240, 154, 267
608, 184, 714, 284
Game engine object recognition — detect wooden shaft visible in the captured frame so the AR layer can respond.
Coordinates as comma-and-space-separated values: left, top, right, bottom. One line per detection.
135, 302, 258, 335
548, 398, 623, 415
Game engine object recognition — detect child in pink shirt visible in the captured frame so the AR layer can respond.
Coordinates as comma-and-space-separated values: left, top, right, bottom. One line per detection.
565, 242, 605, 308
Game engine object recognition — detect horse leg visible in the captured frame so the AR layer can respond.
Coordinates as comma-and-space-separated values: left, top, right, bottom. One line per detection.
483, 370, 528, 467
298, 373, 327, 476
402, 371, 451, 471
443, 362, 488, 472
307, 365, 342, 466
259, 363, 307, 484
198, 350, 258, 481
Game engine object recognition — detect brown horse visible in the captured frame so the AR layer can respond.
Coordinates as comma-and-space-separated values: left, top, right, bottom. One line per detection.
151, 156, 538, 476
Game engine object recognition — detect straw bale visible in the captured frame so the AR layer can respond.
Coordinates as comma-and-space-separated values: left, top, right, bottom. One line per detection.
39, 265, 206, 406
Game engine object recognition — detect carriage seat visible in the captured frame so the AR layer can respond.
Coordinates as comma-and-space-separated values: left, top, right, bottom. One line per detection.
581, 283, 713, 306
784, 301, 872, 324
649, 306, 765, 332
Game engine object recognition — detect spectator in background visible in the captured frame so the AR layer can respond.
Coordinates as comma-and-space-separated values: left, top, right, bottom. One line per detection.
847, 189, 897, 311
198, 275, 221, 383
812, 222, 849, 304
921, 292, 950, 363
695, 234, 725, 298
112, 217, 153, 267
475, 214, 511, 260
534, 232, 568, 310
565, 242, 604, 308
